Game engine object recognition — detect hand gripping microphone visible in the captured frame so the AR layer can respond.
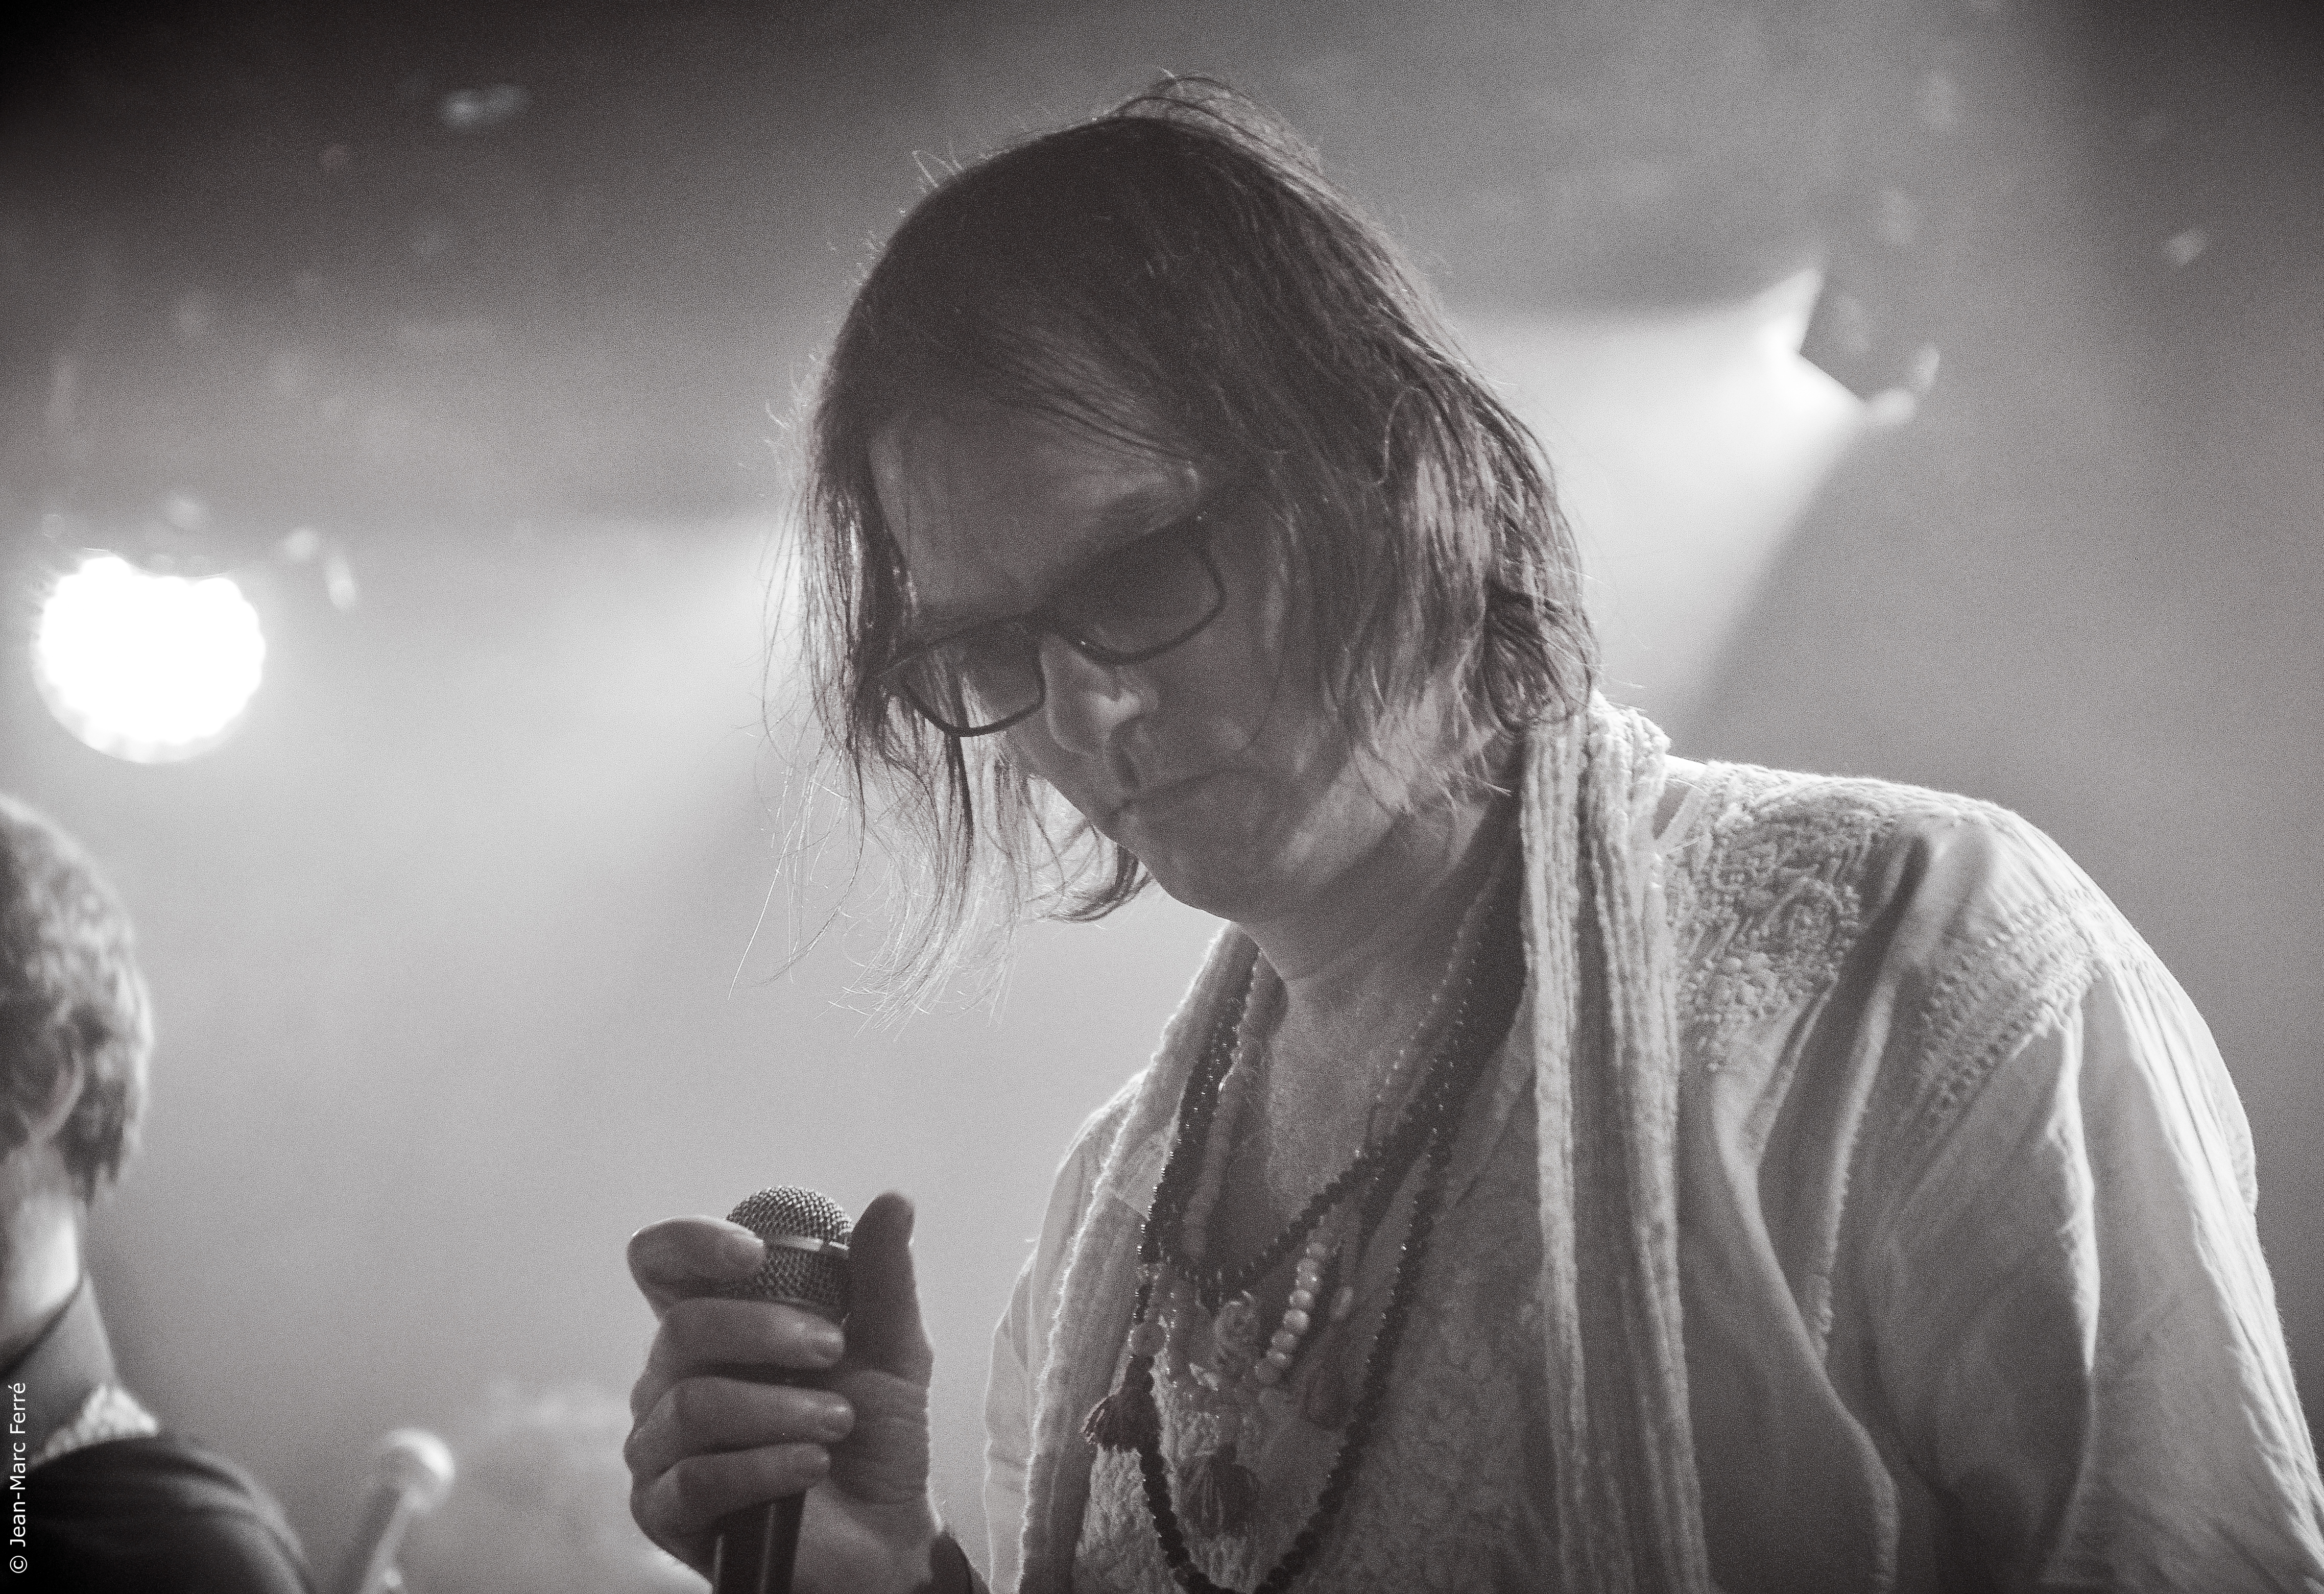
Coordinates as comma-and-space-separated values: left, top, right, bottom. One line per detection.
711, 1187, 853, 1594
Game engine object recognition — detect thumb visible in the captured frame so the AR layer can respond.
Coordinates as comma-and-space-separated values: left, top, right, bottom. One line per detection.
845, 1191, 933, 1384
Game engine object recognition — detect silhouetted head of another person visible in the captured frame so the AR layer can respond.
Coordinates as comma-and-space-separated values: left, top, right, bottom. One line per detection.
0, 795, 150, 1345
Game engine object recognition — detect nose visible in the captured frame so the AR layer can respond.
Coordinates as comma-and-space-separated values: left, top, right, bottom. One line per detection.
1036, 633, 1148, 755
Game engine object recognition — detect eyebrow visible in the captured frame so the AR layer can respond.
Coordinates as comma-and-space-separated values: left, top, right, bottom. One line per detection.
904, 481, 1202, 639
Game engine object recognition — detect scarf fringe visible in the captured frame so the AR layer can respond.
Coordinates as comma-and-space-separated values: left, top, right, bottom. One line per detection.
1524, 698, 1711, 1593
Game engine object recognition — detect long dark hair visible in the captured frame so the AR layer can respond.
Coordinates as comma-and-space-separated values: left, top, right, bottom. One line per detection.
801, 80, 1594, 998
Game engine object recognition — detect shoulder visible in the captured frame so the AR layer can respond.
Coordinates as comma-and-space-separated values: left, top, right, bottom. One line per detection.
1667, 761, 2145, 1096
1668, 760, 2130, 973
1669, 762, 2179, 1182
1664, 764, 1982, 1022
30, 1434, 313, 1592
1668, 759, 2023, 895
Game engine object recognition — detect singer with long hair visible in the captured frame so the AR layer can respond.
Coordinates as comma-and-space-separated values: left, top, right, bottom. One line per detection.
621, 82, 2324, 1593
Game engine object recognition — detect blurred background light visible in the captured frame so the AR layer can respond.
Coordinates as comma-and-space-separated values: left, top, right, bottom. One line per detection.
31, 553, 267, 763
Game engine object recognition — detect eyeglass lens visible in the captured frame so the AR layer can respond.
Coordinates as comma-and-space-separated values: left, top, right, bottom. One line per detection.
896, 521, 1221, 734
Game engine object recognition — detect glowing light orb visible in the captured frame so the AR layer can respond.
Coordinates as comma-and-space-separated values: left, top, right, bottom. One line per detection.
32, 554, 267, 763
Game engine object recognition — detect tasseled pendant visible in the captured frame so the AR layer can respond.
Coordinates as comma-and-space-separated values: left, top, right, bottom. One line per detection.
1082, 1362, 1160, 1453
1179, 1443, 1261, 1538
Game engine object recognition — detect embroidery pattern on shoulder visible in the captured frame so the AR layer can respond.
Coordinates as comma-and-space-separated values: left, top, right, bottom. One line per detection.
1894, 813, 2140, 1155
1664, 766, 1909, 1066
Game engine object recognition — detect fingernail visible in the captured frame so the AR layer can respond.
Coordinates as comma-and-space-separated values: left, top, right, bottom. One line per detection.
805, 1323, 845, 1363
810, 1398, 853, 1441
723, 1229, 764, 1270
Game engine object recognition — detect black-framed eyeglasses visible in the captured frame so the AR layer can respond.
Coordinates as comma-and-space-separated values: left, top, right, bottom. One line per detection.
878, 513, 1228, 738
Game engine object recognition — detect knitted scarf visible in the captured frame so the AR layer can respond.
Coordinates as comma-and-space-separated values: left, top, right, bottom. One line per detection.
1015, 695, 1713, 1592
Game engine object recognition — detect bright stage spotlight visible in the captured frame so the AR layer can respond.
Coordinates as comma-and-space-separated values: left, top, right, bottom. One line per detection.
31, 553, 267, 763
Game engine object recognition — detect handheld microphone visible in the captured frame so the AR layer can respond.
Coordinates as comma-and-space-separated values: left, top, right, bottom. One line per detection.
711, 1187, 853, 1594
329, 1428, 456, 1594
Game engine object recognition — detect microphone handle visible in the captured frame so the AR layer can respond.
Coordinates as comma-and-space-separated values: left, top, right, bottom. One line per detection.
707, 1360, 823, 1594
712, 1493, 806, 1594
330, 1483, 420, 1594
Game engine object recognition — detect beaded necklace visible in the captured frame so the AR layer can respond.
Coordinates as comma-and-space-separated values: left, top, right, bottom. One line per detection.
1082, 850, 1527, 1593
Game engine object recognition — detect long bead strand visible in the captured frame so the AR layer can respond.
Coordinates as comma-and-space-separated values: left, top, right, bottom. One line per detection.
1130, 858, 1526, 1592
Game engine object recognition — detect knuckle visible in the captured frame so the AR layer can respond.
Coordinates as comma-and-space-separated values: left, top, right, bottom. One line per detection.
776, 1307, 839, 1363
659, 1297, 710, 1344
668, 1378, 718, 1434
763, 1313, 807, 1361
619, 1414, 654, 1476
667, 1297, 749, 1360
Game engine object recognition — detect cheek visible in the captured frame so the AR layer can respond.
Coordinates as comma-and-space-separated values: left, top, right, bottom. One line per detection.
997, 720, 1077, 794
1161, 564, 1308, 748
995, 558, 1329, 824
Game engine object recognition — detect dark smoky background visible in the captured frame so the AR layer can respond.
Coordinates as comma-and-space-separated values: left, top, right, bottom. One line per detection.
1, 0, 2317, 1582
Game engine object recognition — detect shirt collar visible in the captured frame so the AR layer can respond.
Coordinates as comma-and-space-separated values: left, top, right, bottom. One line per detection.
3, 1277, 118, 1459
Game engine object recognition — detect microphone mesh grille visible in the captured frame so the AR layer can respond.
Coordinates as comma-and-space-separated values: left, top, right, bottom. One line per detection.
720, 1187, 851, 1323
375, 1429, 456, 1510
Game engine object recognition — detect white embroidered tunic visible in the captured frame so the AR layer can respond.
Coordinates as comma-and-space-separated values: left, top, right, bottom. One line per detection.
984, 758, 2324, 1592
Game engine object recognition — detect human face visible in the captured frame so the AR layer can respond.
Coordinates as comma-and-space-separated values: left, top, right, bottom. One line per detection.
870, 403, 1406, 924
